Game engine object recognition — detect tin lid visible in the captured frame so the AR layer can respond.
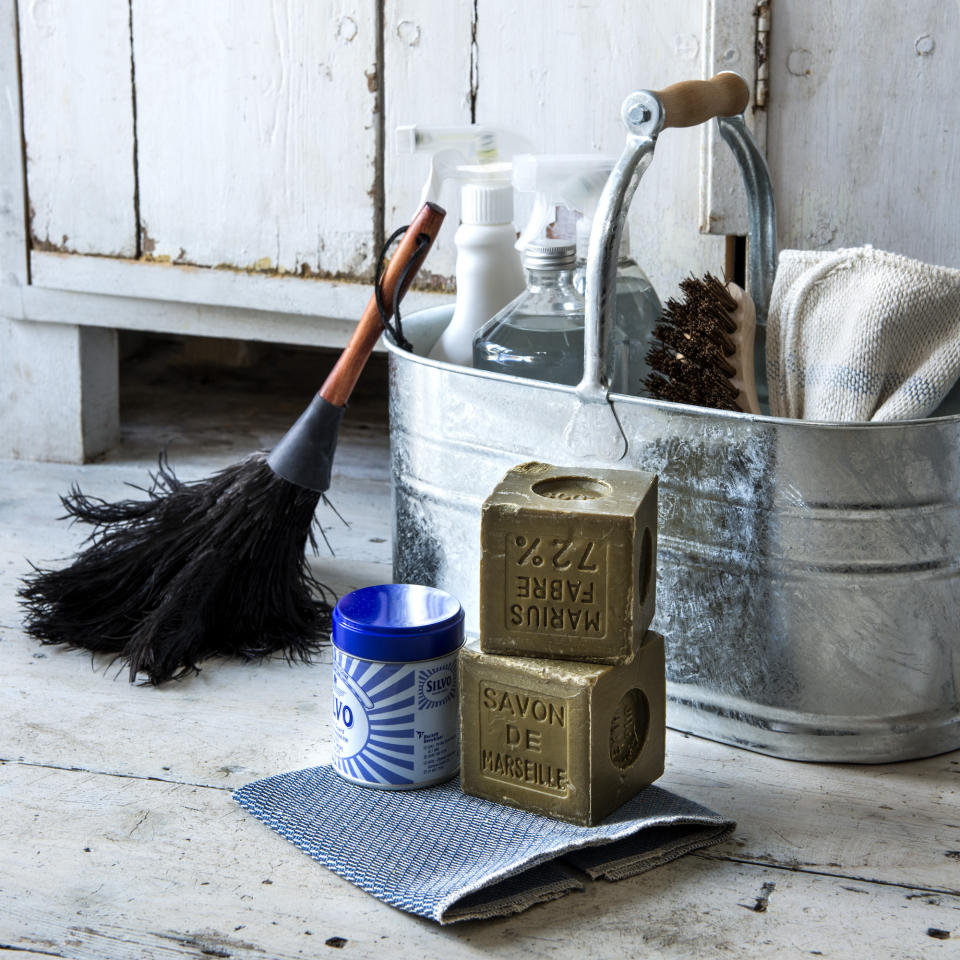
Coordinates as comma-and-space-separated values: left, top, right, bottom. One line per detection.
332, 583, 464, 662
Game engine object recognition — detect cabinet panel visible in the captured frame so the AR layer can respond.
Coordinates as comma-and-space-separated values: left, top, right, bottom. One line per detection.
768, 1, 960, 265
19, 0, 136, 257
132, 0, 378, 279
384, 0, 473, 283
701, 0, 766, 236
0, 0, 27, 285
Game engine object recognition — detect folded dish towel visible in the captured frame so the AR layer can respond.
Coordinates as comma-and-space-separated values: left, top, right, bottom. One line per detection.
767, 246, 960, 421
234, 765, 734, 924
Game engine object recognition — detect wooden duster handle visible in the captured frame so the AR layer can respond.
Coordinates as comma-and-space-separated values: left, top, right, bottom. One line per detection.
655, 72, 749, 129
319, 201, 446, 407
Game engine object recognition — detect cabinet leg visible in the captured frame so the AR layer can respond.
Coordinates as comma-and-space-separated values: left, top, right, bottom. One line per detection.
0, 318, 120, 462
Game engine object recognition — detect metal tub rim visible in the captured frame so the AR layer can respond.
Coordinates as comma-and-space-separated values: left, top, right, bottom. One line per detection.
384, 330, 960, 431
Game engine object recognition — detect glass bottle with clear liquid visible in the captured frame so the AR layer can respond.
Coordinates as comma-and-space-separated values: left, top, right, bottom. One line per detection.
472, 240, 588, 386
573, 221, 662, 396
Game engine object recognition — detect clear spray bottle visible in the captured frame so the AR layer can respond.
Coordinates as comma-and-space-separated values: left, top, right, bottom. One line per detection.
395, 125, 528, 366
509, 154, 663, 395
473, 239, 585, 384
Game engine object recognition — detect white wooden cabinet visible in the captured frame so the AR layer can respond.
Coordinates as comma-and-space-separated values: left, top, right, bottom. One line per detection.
1, 0, 957, 460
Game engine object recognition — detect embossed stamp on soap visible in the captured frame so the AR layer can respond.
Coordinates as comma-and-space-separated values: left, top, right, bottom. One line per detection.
477, 679, 572, 797
504, 533, 608, 640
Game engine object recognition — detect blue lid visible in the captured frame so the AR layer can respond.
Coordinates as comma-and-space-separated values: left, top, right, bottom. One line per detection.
332, 583, 464, 662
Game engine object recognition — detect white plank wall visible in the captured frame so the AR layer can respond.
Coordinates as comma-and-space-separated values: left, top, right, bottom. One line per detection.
18, 0, 136, 257
10, 0, 751, 312
13, 1, 960, 303
132, 0, 378, 278
474, 0, 727, 300
0, 0, 28, 287
768, 1, 960, 265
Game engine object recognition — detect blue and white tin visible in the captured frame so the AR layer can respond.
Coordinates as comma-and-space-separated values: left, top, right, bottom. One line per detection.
331, 583, 464, 790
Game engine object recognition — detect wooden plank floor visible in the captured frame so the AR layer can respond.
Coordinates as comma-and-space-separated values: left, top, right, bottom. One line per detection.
2, 340, 958, 958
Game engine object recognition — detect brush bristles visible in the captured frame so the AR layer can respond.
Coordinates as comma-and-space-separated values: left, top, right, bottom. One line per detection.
644, 272, 743, 412
19, 452, 334, 685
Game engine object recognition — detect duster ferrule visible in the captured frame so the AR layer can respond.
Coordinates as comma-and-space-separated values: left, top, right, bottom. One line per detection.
267, 394, 345, 493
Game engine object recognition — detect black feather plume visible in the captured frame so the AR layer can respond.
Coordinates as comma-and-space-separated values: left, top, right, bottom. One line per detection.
19, 452, 334, 684
17, 208, 448, 686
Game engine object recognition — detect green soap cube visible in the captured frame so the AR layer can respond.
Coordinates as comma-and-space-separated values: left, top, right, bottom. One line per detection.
480, 461, 657, 664
459, 633, 666, 826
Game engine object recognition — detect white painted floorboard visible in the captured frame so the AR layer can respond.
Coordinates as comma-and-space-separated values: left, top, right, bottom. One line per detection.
1, 344, 958, 957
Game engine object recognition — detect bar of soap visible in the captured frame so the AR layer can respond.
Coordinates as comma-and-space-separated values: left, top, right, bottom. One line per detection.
459, 633, 666, 826
479, 461, 657, 664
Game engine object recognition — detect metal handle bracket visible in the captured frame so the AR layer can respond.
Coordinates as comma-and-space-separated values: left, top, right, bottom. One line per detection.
572, 72, 778, 460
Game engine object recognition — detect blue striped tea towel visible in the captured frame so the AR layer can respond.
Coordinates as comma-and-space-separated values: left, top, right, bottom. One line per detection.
233, 765, 734, 923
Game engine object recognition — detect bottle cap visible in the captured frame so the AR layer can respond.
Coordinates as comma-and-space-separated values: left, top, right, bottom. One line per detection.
523, 239, 576, 270
333, 584, 465, 662
461, 183, 514, 225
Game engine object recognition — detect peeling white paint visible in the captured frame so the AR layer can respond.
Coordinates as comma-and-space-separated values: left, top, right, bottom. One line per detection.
336, 14, 358, 44
722, 45, 740, 65
674, 33, 699, 60
786, 48, 813, 76
131, 2, 377, 276
27, 0, 55, 36
699, 0, 766, 236
769, 1, 960, 266
20, 0, 137, 256
396, 19, 421, 47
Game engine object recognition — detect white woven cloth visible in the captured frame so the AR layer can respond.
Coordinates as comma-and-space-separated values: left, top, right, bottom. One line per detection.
766, 246, 960, 421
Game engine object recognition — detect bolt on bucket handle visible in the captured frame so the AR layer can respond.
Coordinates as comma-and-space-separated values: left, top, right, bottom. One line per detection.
567, 72, 777, 460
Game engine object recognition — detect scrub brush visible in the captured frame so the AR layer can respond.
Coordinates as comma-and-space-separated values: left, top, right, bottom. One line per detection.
644, 273, 760, 414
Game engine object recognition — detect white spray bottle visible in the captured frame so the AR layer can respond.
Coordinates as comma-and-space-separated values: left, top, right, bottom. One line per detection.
395, 125, 527, 366
512, 154, 663, 395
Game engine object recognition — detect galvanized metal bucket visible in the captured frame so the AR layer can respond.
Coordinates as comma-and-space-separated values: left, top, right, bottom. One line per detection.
386, 87, 960, 763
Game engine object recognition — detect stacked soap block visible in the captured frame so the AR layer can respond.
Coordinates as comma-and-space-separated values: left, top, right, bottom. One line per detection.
460, 461, 666, 827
